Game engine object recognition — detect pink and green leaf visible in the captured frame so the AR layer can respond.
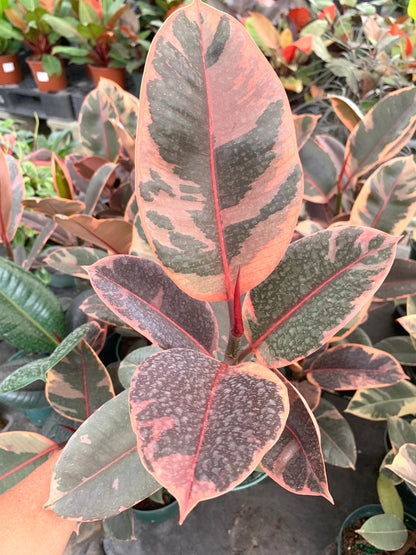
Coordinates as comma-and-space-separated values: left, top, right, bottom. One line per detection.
242, 226, 398, 367
386, 443, 416, 487
300, 138, 337, 203
80, 292, 133, 329
47, 391, 160, 520
136, 0, 303, 302
314, 398, 357, 469
2, 153, 24, 243
79, 89, 121, 162
51, 153, 74, 200
328, 94, 363, 132
44, 246, 107, 279
87, 255, 218, 355
129, 348, 289, 523
261, 377, 332, 501
0, 148, 13, 243
293, 114, 320, 151
307, 344, 407, 391
46, 339, 115, 422
97, 78, 139, 139
0, 432, 58, 494
345, 86, 416, 181
346, 381, 416, 420
22, 198, 85, 217
83, 163, 117, 216
294, 380, 321, 411
374, 258, 416, 301
54, 214, 132, 254
350, 156, 416, 235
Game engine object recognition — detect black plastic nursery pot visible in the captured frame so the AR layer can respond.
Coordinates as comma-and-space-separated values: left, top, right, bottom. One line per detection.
337, 504, 416, 555
133, 492, 179, 524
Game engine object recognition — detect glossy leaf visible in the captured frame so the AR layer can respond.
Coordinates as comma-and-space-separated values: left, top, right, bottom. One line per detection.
357, 514, 407, 551
1, 153, 24, 243
293, 114, 320, 151
314, 398, 356, 469
79, 89, 121, 161
375, 337, 416, 366
80, 292, 132, 329
0, 149, 13, 243
21, 210, 76, 246
346, 381, 416, 420
47, 391, 160, 520
345, 86, 416, 181
22, 197, 85, 217
387, 416, 416, 452
44, 246, 107, 279
328, 94, 363, 131
129, 348, 289, 523
300, 138, 337, 203
118, 345, 161, 389
46, 339, 115, 421
0, 432, 58, 494
377, 473, 404, 521
97, 78, 139, 139
243, 226, 397, 367
136, 0, 303, 302
0, 258, 65, 352
294, 380, 321, 411
376, 258, 416, 301
54, 214, 132, 254
83, 163, 116, 215
51, 153, 74, 200
307, 344, 406, 391
350, 156, 416, 235
87, 255, 219, 355
397, 315, 416, 349
261, 377, 332, 501
387, 443, 416, 488
103, 510, 135, 541
0, 324, 91, 393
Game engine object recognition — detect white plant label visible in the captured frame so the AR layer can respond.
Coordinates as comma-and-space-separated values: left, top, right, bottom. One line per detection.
37, 71, 49, 82
2, 62, 15, 73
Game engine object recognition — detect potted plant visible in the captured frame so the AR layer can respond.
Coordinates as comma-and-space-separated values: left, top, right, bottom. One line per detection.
4, 0, 67, 91
0, 0, 23, 85
44, 0, 141, 88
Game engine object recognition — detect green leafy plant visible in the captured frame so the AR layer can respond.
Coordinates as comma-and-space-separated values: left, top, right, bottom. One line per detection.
0, 1, 410, 541
0, 0, 22, 55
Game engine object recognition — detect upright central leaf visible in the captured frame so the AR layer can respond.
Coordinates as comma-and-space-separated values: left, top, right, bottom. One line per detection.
136, 0, 303, 301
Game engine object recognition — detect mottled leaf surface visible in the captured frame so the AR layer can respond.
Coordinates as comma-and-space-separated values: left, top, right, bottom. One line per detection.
300, 138, 337, 203
243, 226, 397, 367
97, 78, 139, 139
2, 154, 24, 242
375, 337, 416, 366
88, 256, 218, 355
307, 344, 406, 390
0, 149, 13, 243
387, 443, 416, 487
314, 398, 356, 469
0, 258, 65, 352
54, 215, 132, 254
346, 381, 416, 420
346, 86, 416, 181
350, 156, 416, 235
80, 292, 132, 329
0, 324, 91, 393
22, 198, 84, 217
387, 416, 416, 452
375, 258, 416, 301
293, 114, 320, 150
0, 432, 57, 494
129, 348, 289, 522
47, 391, 160, 520
44, 247, 107, 279
83, 163, 116, 216
46, 339, 115, 421
136, 0, 303, 301
118, 345, 161, 389
261, 378, 331, 501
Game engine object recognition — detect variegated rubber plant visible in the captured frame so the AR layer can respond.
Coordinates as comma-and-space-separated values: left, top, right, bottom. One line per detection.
0, 0, 409, 533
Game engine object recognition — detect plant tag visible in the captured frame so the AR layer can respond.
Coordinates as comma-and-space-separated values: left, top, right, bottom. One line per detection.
37, 71, 49, 82
2, 62, 15, 73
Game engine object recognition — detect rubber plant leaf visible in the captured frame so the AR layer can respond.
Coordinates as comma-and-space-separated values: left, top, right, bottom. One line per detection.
357, 514, 407, 551
261, 377, 332, 501
293, 114, 320, 151
46, 338, 115, 421
0, 432, 58, 494
377, 473, 403, 521
374, 258, 416, 301
44, 246, 107, 279
22, 198, 85, 217
97, 78, 139, 139
87, 255, 218, 355
387, 416, 416, 452
242, 226, 397, 367
51, 152, 74, 200
80, 292, 132, 329
54, 214, 132, 254
103, 509, 135, 542
129, 348, 289, 523
345, 86, 416, 183
83, 163, 117, 216
0, 323, 91, 393
375, 337, 416, 366
0, 152, 24, 245
79, 88, 121, 161
307, 344, 407, 390
328, 94, 363, 131
350, 156, 416, 235
47, 391, 160, 520
136, 0, 303, 302
346, 381, 416, 420
314, 398, 357, 469
300, 138, 337, 203
0, 451, 78, 554
0, 258, 65, 352
386, 443, 416, 488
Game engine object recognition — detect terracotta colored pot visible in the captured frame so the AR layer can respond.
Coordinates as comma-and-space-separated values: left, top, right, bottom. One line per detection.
87, 64, 126, 88
0, 53, 22, 85
26, 56, 66, 92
